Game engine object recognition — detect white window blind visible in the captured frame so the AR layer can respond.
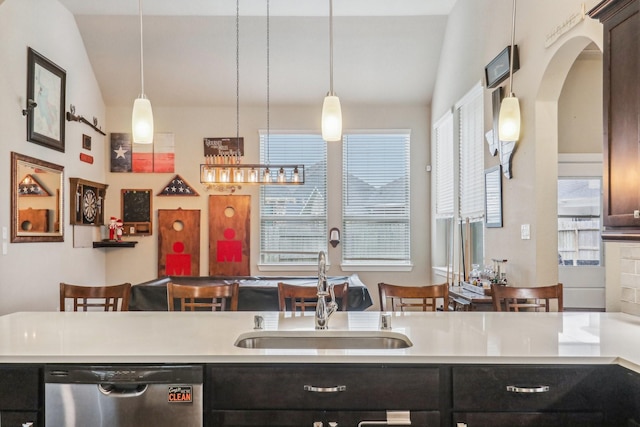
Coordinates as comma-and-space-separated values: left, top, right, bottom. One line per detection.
434, 111, 454, 217
457, 84, 484, 219
342, 132, 411, 265
260, 133, 327, 265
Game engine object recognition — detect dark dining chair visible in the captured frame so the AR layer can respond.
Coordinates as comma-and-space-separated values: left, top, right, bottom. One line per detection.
278, 282, 349, 312
60, 282, 132, 312
378, 282, 449, 311
167, 282, 239, 311
491, 283, 564, 312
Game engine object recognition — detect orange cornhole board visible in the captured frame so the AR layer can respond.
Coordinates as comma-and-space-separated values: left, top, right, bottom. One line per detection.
158, 208, 201, 277
209, 195, 250, 276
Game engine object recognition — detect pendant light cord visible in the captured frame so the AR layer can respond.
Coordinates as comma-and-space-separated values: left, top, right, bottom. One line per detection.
138, 0, 145, 97
236, 0, 240, 155
329, 0, 334, 95
266, 0, 270, 164
508, 0, 516, 96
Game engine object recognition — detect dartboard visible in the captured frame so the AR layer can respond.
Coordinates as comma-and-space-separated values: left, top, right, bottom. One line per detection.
82, 187, 98, 223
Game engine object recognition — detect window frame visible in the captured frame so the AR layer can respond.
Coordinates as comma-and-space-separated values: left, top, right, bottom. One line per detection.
341, 130, 412, 271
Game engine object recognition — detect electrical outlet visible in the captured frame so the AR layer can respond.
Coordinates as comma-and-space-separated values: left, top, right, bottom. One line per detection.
521, 224, 530, 240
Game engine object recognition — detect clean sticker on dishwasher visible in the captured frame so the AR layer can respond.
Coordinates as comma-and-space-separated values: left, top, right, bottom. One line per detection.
168, 385, 193, 403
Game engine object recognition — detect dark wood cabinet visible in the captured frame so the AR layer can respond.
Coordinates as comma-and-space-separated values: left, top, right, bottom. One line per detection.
206, 364, 443, 426
0, 366, 42, 427
451, 364, 630, 427
589, 0, 640, 240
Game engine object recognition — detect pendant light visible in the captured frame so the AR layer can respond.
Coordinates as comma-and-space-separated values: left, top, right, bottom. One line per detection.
321, 0, 342, 142
198, 0, 304, 190
131, 0, 154, 144
498, 0, 520, 142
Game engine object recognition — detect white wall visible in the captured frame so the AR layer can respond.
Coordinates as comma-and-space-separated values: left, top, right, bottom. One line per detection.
103, 103, 431, 310
0, 0, 107, 314
430, 0, 605, 290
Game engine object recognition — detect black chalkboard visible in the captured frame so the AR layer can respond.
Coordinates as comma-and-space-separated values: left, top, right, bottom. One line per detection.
122, 189, 151, 223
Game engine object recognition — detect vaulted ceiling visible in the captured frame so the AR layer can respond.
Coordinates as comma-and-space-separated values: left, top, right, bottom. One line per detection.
58, 0, 457, 108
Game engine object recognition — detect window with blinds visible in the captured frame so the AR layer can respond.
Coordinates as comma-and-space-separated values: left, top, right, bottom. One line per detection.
457, 84, 484, 220
259, 133, 327, 265
434, 112, 454, 217
342, 132, 411, 266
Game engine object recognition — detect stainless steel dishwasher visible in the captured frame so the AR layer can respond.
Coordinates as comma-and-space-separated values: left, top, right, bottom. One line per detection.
45, 365, 203, 427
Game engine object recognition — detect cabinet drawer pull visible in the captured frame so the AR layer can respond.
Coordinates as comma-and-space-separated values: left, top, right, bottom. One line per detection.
304, 384, 347, 393
506, 385, 550, 393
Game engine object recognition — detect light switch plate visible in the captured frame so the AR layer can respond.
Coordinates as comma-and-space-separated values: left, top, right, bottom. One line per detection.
2, 226, 6, 240
521, 224, 530, 240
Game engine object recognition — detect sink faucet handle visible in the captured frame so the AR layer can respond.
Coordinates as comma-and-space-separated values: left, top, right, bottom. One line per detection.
381, 313, 392, 330
253, 315, 264, 330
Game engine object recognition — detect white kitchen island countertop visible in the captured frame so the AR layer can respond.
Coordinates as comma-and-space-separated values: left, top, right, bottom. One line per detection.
1, 311, 639, 368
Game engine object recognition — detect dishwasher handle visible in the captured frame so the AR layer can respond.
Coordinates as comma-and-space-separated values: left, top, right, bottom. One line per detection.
98, 383, 149, 397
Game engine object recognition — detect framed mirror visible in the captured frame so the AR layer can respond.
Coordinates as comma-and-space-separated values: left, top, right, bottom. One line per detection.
11, 152, 64, 242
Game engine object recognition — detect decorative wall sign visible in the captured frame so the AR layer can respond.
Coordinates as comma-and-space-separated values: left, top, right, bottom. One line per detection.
26, 47, 66, 152
110, 133, 132, 172
203, 137, 244, 159
110, 132, 175, 173
79, 153, 94, 164
158, 209, 201, 277
121, 189, 152, 235
209, 195, 250, 276
157, 175, 199, 197
485, 45, 519, 89
485, 166, 503, 228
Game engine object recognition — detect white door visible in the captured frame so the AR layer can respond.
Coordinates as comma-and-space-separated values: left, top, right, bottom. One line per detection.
558, 154, 604, 310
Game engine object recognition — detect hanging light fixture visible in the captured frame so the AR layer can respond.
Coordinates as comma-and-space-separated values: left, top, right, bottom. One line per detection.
498, 0, 520, 142
321, 0, 342, 142
131, 0, 154, 144
199, 0, 304, 189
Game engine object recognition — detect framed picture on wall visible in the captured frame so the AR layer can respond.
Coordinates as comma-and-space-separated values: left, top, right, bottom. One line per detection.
485, 165, 503, 228
26, 47, 66, 152
485, 45, 519, 89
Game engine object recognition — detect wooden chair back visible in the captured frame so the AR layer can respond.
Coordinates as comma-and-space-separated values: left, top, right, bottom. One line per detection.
378, 282, 449, 311
491, 283, 564, 312
167, 282, 239, 311
278, 282, 350, 312
60, 282, 131, 312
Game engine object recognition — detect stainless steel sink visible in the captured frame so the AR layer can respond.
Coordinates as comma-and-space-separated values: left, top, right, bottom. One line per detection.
234, 330, 413, 349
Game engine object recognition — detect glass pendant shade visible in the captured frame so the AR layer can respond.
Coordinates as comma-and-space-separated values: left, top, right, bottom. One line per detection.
322, 95, 342, 141
498, 95, 520, 142
132, 97, 154, 144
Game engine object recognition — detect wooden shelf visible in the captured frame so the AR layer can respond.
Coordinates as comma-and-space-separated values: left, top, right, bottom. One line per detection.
93, 240, 137, 248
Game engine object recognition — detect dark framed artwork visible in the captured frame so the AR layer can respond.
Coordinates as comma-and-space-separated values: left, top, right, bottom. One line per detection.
26, 47, 66, 152
485, 45, 519, 89
484, 165, 503, 228
82, 134, 91, 151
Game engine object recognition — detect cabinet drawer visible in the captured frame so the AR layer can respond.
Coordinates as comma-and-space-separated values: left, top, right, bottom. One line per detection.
207, 364, 440, 410
0, 367, 40, 410
453, 365, 604, 412
453, 411, 604, 427
210, 410, 439, 427
209, 410, 323, 426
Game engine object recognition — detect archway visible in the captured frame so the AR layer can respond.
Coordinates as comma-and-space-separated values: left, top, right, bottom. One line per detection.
535, 34, 603, 309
